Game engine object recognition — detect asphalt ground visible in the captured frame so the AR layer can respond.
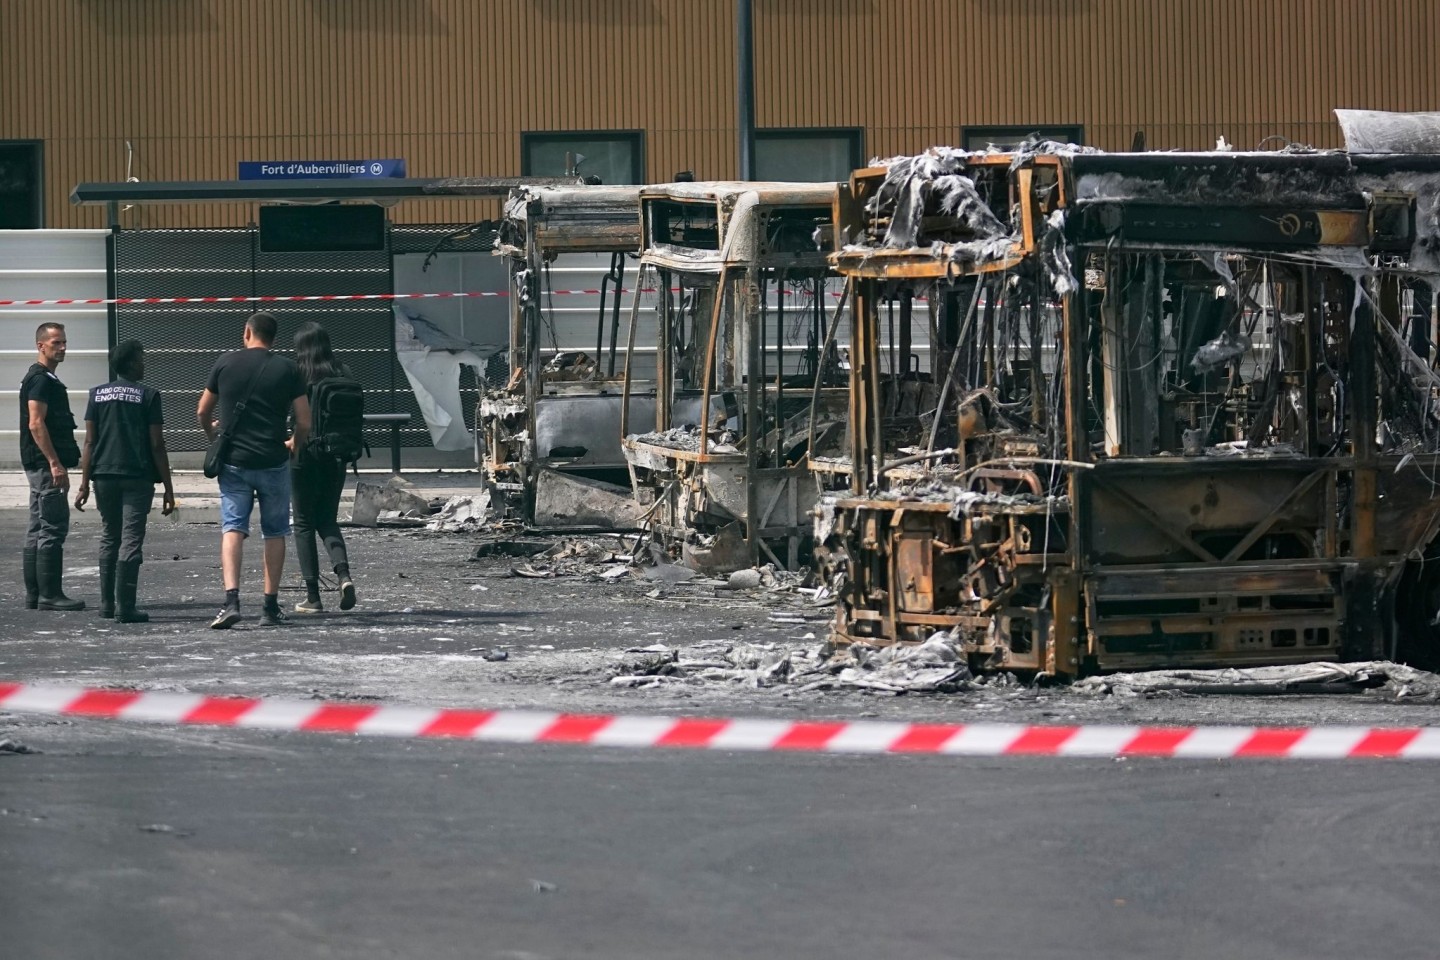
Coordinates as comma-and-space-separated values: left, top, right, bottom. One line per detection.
5, 722, 1440, 960
3, 474, 1440, 958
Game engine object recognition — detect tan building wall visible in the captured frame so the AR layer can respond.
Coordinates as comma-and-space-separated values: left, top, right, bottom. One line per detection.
3, 0, 1439, 228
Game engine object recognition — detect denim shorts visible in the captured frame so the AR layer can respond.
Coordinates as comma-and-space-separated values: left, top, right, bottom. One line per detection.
218, 462, 292, 538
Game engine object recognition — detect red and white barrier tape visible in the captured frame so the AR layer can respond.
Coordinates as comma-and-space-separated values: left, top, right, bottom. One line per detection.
5, 291, 556, 307
1, 682, 1435, 759
0, 288, 848, 308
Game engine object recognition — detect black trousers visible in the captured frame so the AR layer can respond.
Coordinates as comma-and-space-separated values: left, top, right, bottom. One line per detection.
291, 453, 349, 581
95, 476, 154, 564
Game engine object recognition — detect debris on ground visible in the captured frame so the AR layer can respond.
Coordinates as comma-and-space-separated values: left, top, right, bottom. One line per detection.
531, 468, 645, 529
469, 536, 550, 560
426, 491, 492, 531
610, 631, 995, 695
0, 739, 39, 755
516, 537, 636, 578
1074, 661, 1440, 700
351, 476, 435, 527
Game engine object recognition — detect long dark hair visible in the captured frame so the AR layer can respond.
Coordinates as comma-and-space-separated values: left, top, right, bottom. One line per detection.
293, 321, 349, 384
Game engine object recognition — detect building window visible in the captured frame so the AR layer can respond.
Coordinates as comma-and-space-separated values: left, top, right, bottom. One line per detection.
960, 124, 1085, 152
0, 140, 44, 228
521, 130, 644, 185
755, 128, 864, 182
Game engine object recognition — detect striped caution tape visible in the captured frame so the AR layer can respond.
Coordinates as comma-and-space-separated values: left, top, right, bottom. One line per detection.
1, 290, 588, 307
1, 681, 1436, 759
0, 288, 850, 308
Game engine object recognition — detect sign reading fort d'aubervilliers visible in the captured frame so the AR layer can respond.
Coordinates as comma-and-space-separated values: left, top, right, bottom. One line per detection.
238, 159, 406, 180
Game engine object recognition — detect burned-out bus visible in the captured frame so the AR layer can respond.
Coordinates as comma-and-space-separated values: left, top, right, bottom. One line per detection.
480, 185, 648, 527
620, 181, 849, 571
818, 145, 1440, 675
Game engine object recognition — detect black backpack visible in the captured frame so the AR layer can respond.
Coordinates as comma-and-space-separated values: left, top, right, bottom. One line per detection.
308, 376, 367, 466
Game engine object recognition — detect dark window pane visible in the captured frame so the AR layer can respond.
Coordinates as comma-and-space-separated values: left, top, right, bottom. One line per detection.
755, 129, 862, 182
522, 132, 642, 185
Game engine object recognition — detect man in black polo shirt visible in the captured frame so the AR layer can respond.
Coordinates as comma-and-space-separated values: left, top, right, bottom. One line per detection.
196, 312, 310, 628
74, 340, 176, 623
20, 322, 84, 611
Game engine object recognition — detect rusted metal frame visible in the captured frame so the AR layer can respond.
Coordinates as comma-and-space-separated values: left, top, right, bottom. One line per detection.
1350, 277, 1378, 558
522, 238, 545, 480
656, 270, 674, 433
979, 273, 996, 390
775, 269, 786, 464
618, 263, 648, 440
596, 252, 620, 373
866, 283, 885, 489
886, 297, 898, 396
969, 467, 1043, 495
604, 252, 627, 377
1218, 468, 1329, 563
746, 272, 763, 566
830, 250, 1026, 280
788, 477, 800, 568
1016, 167, 1037, 251
848, 280, 874, 492
884, 510, 906, 641
1300, 267, 1318, 456
898, 291, 913, 379
1090, 474, 1220, 563
1098, 251, 1125, 457
697, 267, 732, 458
925, 276, 986, 456
807, 277, 852, 470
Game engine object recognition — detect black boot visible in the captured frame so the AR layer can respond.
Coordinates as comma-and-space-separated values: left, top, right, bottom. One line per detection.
36, 547, 85, 611
115, 560, 148, 623
22, 546, 38, 609
98, 557, 117, 619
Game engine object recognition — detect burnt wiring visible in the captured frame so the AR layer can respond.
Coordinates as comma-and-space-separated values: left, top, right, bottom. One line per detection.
421, 218, 502, 272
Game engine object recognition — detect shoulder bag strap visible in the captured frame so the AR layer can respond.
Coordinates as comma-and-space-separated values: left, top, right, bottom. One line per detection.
226, 355, 273, 433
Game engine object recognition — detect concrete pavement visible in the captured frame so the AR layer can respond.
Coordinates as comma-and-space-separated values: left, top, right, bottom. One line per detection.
0, 467, 486, 519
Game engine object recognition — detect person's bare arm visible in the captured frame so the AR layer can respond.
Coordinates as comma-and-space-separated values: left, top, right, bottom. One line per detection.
27, 399, 69, 493
197, 389, 219, 439
148, 422, 176, 515
287, 395, 312, 458
74, 420, 96, 509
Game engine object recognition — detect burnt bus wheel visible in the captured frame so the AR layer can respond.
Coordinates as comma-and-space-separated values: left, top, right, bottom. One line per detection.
1396, 544, 1440, 671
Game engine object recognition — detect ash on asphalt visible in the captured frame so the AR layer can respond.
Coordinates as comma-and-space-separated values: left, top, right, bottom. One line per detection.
4, 508, 1440, 732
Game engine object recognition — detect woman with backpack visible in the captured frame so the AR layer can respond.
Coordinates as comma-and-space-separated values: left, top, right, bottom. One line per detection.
289, 321, 360, 613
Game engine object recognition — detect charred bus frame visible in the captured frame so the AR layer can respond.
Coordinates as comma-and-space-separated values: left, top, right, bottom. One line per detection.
620, 181, 847, 571
481, 185, 647, 526
819, 147, 1440, 675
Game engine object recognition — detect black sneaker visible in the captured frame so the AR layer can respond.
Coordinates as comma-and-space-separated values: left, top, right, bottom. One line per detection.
260, 606, 290, 627
209, 607, 241, 630
339, 579, 357, 611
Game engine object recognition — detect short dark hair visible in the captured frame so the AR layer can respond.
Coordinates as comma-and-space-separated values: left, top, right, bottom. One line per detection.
112, 339, 145, 380
246, 311, 278, 345
35, 322, 64, 342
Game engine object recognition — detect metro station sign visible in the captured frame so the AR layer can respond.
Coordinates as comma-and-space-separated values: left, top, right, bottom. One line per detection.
238, 159, 407, 180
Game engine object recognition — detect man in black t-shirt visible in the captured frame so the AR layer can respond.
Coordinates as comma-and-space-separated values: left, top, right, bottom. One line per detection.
20, 322, 84, 611
196, 312, 311, 629
74, 340, 176, 623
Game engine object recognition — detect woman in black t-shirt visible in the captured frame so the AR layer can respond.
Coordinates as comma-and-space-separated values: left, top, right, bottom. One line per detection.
290, 322, 357, 613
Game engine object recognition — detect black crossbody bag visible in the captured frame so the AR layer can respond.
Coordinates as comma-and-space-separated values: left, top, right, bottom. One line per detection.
202, 357, 271, 479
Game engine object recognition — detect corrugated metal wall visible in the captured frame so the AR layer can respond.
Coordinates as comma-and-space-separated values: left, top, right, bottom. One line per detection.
4, 0, 1439, 229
